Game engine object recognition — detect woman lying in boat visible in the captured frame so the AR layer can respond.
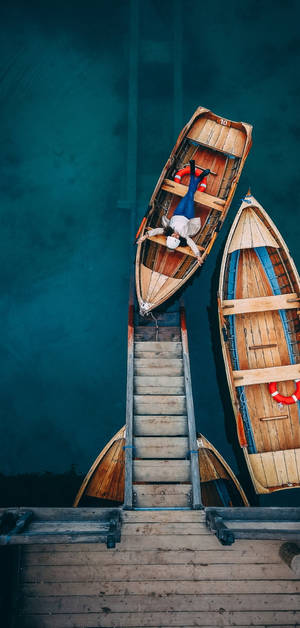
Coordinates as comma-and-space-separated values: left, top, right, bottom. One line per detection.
138, 160, 210, 265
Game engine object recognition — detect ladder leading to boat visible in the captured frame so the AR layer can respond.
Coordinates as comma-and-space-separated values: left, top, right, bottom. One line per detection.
123, 294, 202, 510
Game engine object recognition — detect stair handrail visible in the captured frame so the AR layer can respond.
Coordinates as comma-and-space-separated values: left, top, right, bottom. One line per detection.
123, 280, 135, 509
180, 303, 202, 509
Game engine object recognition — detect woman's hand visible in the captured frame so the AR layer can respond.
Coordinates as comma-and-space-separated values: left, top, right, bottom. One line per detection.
196, 255, 204, 266
137, 234, 148, 243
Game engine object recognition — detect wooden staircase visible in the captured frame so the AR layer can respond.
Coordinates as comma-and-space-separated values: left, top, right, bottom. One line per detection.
124, 301, 201, 510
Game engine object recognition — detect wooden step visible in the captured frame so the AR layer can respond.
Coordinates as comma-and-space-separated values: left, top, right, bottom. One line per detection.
134, 437, 189, 459
135, 342, 182, 359
134, 376, 185, 395
134, 416, 188, 436
134, 358, 183, 376
133, 459, 190, 482
134, 395, 186, 415
134, 326, 181, 342
133, 484, 192, 508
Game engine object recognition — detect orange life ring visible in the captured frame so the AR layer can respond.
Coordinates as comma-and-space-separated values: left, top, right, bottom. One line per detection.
268, 380, 300, 405
174, 165, 207, 193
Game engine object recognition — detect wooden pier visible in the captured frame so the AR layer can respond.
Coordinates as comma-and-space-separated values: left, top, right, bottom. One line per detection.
1, 508, 300, 627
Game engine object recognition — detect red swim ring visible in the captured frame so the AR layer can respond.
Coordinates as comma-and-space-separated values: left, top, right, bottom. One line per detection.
174, 165, 207, 193
268, 380, 300, 405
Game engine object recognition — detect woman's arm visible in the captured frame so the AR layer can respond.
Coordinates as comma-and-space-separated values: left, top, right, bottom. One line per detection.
186, 236, 201, 257
138, 227, 164, 243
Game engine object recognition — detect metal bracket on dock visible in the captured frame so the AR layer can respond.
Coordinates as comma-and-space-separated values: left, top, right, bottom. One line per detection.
0, 508, 122, 549
206, 510, 235, 545
206, 507, 300, 545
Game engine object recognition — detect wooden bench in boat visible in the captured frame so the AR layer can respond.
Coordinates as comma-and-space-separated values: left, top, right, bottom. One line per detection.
222, 293, 300, 315
249, 450, 300, 489
146, 232, 205, 257
233, 364, 300, 387
161, 179, 225, 211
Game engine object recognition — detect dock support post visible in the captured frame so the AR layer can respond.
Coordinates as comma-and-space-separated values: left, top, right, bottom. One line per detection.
180, 304, 202, 509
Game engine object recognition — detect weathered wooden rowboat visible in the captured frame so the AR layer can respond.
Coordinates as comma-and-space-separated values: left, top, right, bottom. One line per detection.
218, 192, 300, 494
197, 433, 248, 506
74, 428, 248, 507
136, 106, 252, 315
73, 426, 125, 506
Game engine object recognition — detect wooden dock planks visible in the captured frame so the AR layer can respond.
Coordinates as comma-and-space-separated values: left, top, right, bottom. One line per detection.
16, 511, 300, 627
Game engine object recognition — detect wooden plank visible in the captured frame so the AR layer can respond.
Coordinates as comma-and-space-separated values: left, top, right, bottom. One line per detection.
16, 611, 300, 627
20, 593, 300, 614
233, 364, 300, 386
22, 536, 290, 554
134, 358, 183, 376
134, 386, 184, 395
134, 484, 191, 508
122, 510, 205, 523
134, 375, 185, 394
133, 436, 188, 459
134, 395, 186, 415
134, 376, 185, 388
124, 294, 134, 509
147, 233, 205, 257
21, 577, 300, 598
135, 351, 183, 359
134, 416, 188, 436
181, 306, 202, 509
228, 521, 300, 531
134, 326, 181, 342
284, 449, 300, 484
222, 292, 299, 315
21, 562, 297, 583
161, 178, 225, 210
134, 342, 182, 353
207, 506, 300, 521
22, 547, 284, 568
133, 459, 190, 482
228, 207, 279, 252
0, 507, 120, 522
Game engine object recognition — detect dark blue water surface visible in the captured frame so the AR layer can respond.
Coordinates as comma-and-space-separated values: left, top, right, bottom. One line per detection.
0, 0, 300, 506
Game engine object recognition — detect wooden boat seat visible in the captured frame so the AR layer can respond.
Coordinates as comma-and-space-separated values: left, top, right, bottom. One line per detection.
248, 449, 300, 488
147, 233, 205, 257
233, 364, 300, 387
161, 179, 225, 211
222, 293, 300, 315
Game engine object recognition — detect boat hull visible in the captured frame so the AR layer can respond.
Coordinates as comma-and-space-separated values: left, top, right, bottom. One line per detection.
218, 194, 300, 494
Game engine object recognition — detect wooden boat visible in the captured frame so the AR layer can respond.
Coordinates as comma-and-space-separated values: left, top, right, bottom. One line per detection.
197, 433, 248, 506
73, 426, 126, 506
135, 106, 252, 315
74, 427, 248, 507
218, 192, 300, 494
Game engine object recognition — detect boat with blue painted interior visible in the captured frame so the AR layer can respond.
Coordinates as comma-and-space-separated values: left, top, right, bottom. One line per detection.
218, 192, 300, 494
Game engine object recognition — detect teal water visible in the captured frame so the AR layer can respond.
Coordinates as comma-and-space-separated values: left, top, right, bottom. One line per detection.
0, 0, 299, 506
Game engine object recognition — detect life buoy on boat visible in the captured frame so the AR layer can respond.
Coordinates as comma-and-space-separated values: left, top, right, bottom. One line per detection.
268, 380, 300, 405
174, 165, 207, 192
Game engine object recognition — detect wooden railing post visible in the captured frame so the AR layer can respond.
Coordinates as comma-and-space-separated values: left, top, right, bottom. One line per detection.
180, 304, 202, 509
123, 283, 135, 510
